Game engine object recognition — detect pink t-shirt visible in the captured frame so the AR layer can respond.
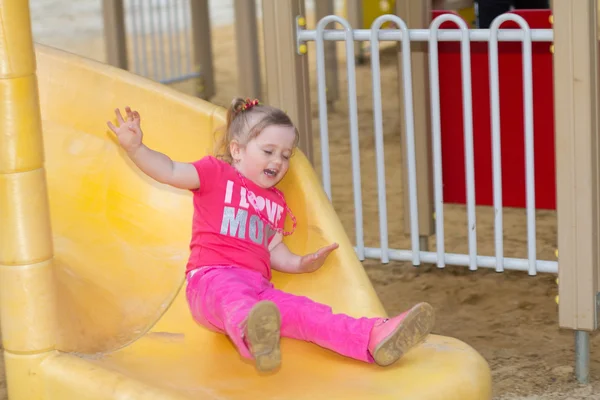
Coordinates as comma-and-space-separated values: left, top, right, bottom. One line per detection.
186, 156, 287, 280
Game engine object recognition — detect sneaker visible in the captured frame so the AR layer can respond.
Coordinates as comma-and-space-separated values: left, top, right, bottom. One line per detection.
244, 300, 282, 372
367, 302, 435, 366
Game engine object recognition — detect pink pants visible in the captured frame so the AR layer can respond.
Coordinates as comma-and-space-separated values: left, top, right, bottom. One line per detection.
185, 265, 379, 363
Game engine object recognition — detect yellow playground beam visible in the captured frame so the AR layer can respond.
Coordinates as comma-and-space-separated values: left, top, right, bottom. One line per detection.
0, 1, 59, 398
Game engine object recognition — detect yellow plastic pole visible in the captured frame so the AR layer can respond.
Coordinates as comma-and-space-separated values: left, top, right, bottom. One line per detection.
0, 1, 58, 398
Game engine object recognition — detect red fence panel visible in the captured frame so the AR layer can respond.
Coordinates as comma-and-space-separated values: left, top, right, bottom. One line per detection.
433, 10, 555, 210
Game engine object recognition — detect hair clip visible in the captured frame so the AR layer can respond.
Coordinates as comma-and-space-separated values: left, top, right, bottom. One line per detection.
240, 98, 260, 111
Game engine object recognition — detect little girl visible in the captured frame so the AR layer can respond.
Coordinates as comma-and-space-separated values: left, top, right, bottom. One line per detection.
107, 98, 435, 372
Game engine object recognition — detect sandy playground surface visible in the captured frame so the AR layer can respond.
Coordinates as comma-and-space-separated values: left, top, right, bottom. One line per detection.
5, 3, 598, 399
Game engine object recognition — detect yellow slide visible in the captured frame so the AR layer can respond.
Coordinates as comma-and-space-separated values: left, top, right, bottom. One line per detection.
1, 10, 492, 398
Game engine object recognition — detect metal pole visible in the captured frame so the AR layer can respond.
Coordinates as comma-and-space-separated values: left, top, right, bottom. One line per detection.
575, 330, 590, 384
346, 0, 365, 64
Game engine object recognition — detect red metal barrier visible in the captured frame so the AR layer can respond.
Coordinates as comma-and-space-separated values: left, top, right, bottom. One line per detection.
433, 10, 555, 210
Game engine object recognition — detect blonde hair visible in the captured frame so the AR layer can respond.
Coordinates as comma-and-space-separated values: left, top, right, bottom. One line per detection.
213, 97, 299, 164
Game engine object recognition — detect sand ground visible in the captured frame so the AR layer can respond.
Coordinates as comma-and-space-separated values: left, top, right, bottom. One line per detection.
5, 4, 598, 399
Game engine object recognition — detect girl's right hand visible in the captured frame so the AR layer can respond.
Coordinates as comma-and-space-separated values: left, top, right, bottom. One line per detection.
107, 106, 143, 154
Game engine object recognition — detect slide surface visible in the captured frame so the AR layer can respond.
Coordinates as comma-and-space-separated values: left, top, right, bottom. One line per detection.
31, 45, 492, 399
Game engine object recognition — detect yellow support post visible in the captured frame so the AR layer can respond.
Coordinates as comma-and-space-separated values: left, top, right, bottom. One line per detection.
0, 1, 58, 398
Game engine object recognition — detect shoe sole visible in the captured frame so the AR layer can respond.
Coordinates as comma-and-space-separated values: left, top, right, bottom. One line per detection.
372, 302, 435, 367
245, 301, 281, 372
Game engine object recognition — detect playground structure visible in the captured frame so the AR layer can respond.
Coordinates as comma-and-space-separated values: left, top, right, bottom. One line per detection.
436, 8, 556, 210
347, 0, 476, 63
102, 0, 477, 103
103, 0, 262, 100
0, 1, 597, 399
291, 0, 595, 384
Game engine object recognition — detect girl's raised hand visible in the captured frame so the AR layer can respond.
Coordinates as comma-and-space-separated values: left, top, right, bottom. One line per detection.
299, 242, 339, 273
107, 106, 143, 153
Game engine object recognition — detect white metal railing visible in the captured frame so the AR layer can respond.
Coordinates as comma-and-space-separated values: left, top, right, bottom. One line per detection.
297, 13, 558, 275
125, 0, 199, 85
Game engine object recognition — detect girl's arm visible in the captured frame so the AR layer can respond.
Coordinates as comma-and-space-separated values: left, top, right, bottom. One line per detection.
107, 107, 199, 190
269, 239, 302, 273
128, 144, 199, 190
269, 234, 339, 274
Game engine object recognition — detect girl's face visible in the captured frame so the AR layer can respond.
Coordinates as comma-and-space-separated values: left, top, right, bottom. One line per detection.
230, 124, 297, 189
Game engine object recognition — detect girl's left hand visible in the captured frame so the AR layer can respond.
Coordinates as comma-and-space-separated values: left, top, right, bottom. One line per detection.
299, 243, 339, 272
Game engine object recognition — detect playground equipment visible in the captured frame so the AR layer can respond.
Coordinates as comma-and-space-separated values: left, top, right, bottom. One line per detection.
123, 1, 201, 86
1, 0, 597, 397
287, 0, 597, 385
300, 7, 555, 273
437, 9, 556, 210
102, 0, 261, 100
345, 0, 476, 63
356, 0, 476, 28
0, 1, 492, 399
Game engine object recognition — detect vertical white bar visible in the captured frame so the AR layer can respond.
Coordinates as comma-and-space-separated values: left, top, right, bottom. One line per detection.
370, 16, 391, 264
514, 17, 537, 276
455, 15, 478, 271
428, 16, 446, 269
317, 16, 365, 259
489, 14, 536, 274
315, 17, 334, 200
343, 17, 365, 260
489, 16, 504, 272
377, 15, 421, 266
